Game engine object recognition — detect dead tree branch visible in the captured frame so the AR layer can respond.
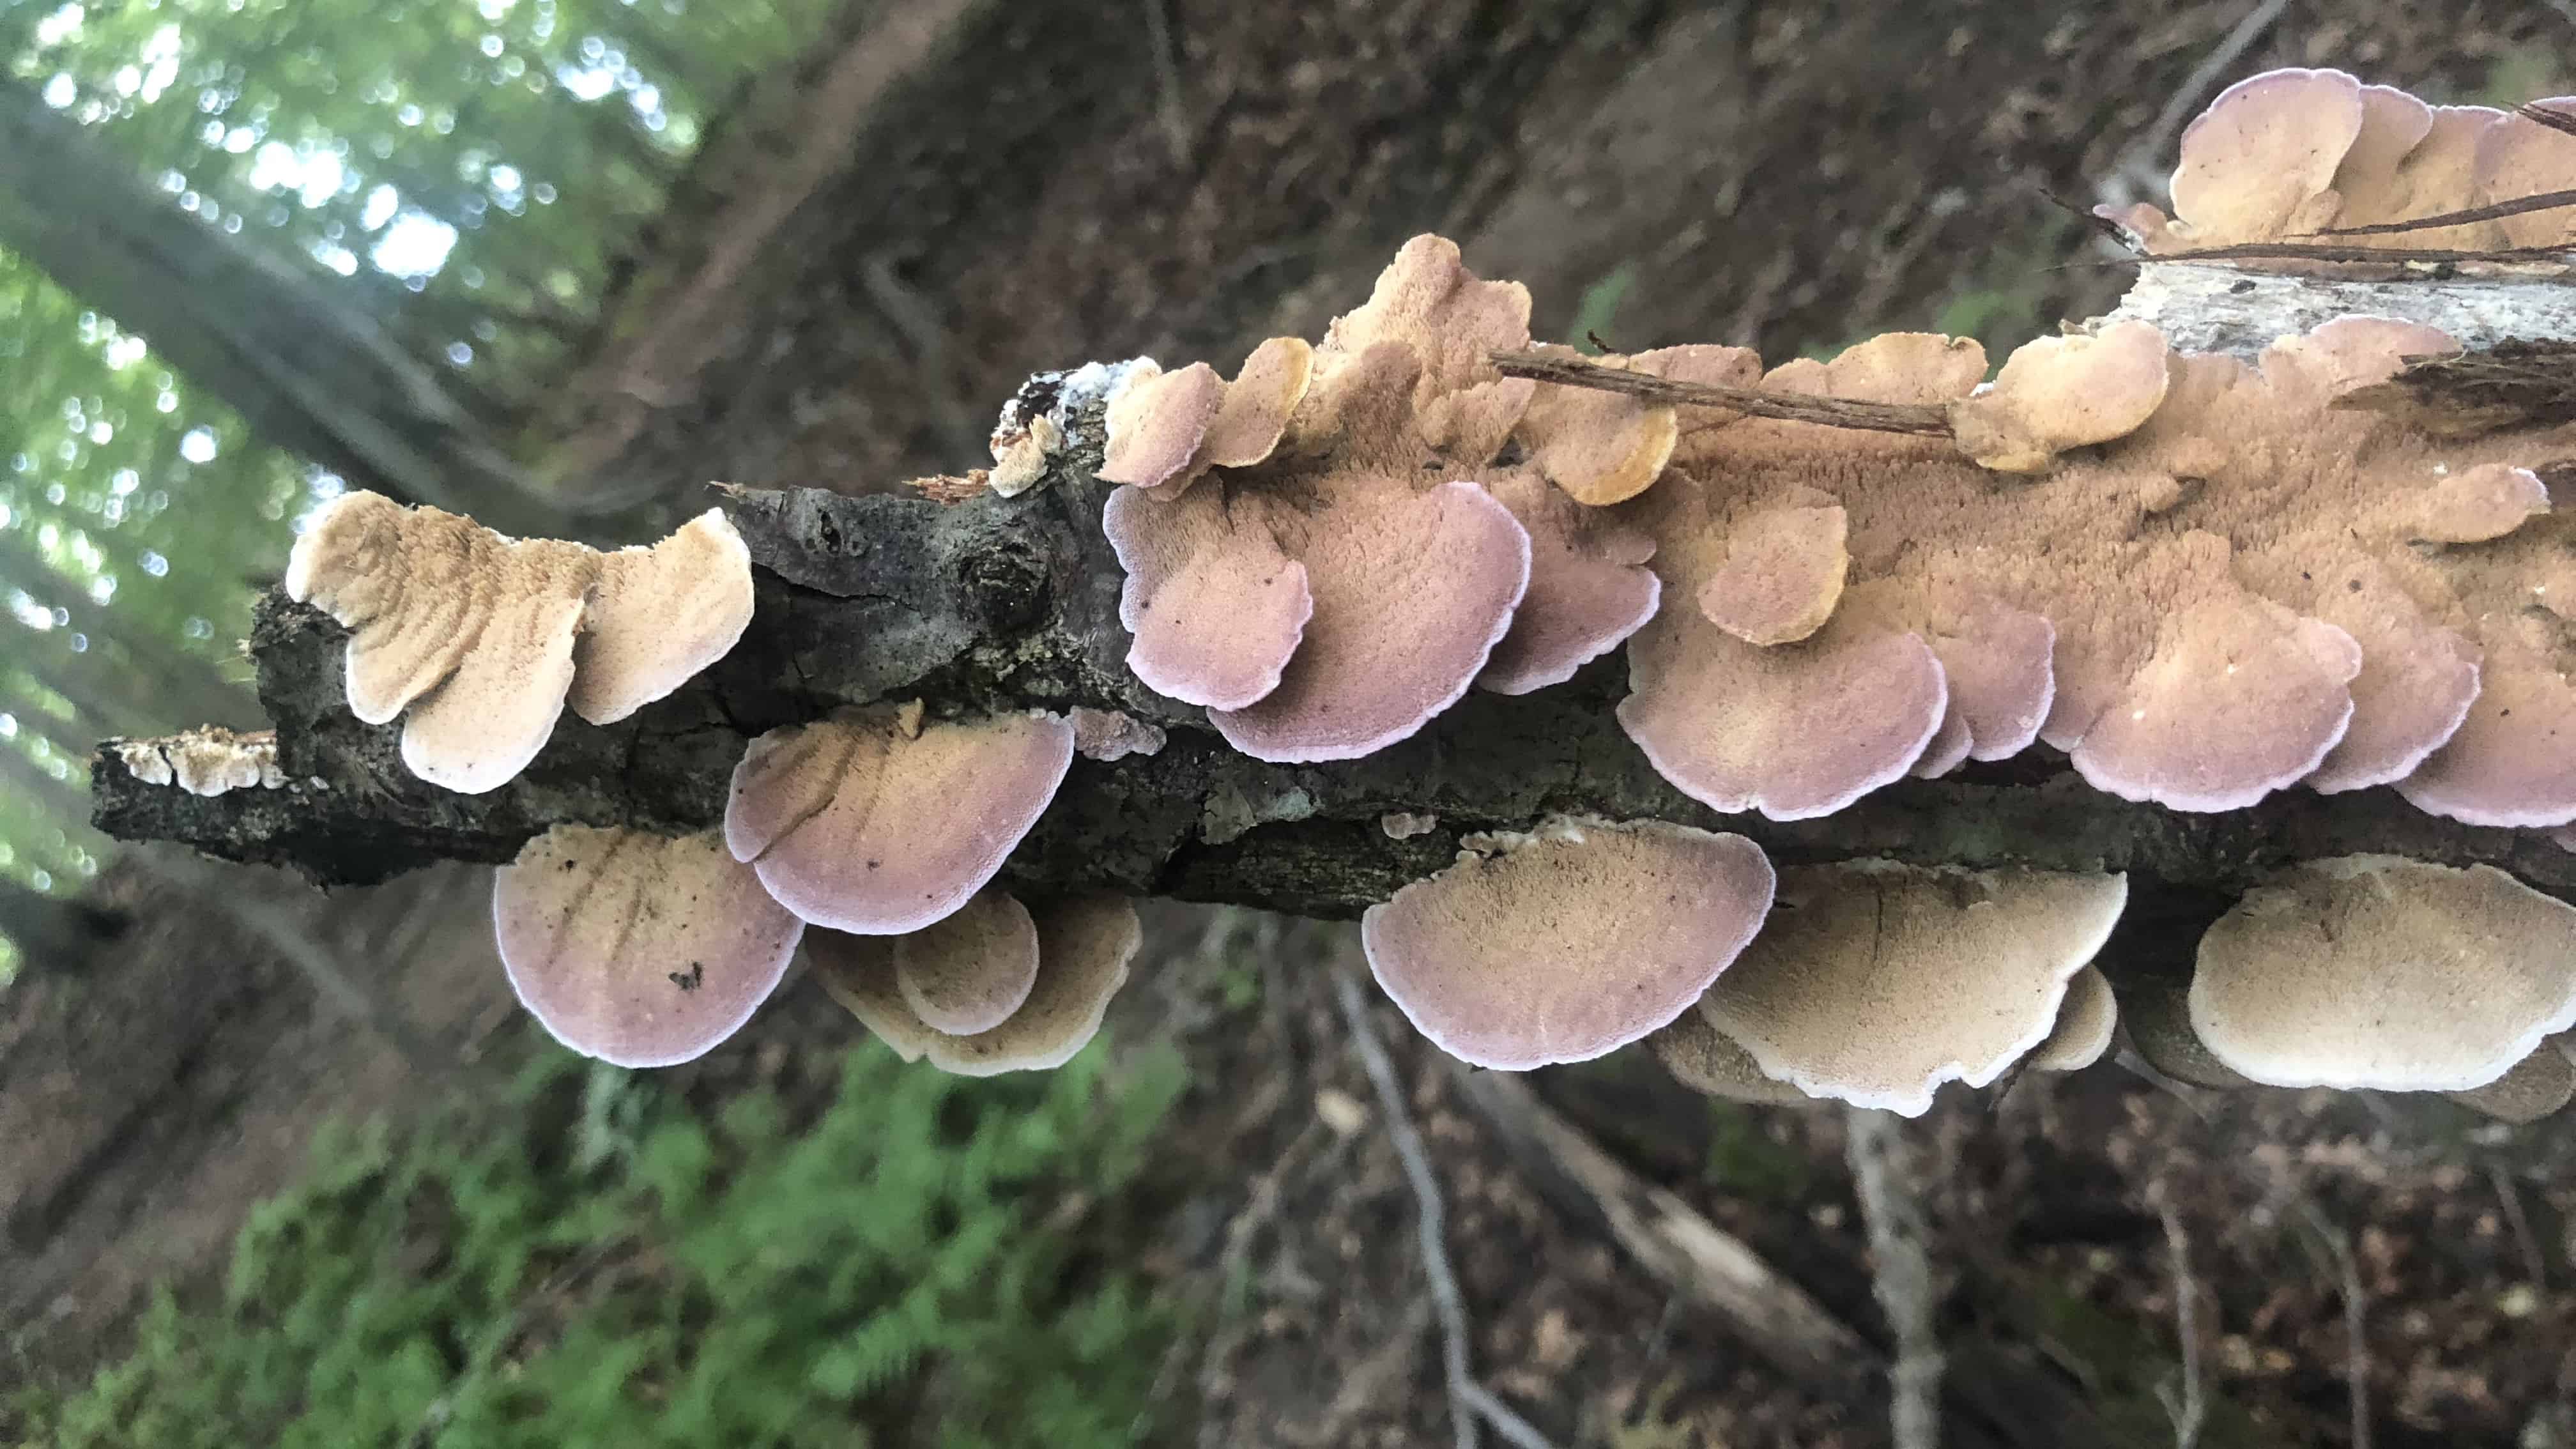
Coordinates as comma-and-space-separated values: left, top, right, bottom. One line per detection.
1846, 1108, 1945, 1449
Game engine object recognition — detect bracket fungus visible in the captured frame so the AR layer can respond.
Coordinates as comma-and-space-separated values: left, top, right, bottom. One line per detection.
1360, 817, 1774, 1071
2188, 855, 2576, 1092
493, 826, 806, 1068
809, 893, 1140, 1075
1694, 861, 2128, 1116
723, 706, 1075, 935
2026, 965, 2119, 1073
1099, 336, 1314, 494
1105, 235, 1685, 759
891, 888, 1040, 1036
1949, 321, 2172, 474
1645, 1008, 1812, 1107
116, 726, 286, 797
284, 491, 753, 793
2110, 70, 2576, 257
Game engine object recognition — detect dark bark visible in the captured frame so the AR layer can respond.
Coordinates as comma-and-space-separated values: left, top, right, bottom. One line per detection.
0, 79, 560, 536
89, 421, 2576, 934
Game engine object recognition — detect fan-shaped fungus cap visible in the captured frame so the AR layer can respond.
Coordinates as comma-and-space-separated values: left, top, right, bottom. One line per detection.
1100, 362, 1225, 491
2407, 463, 2550, 545
2474, 98, 2576, 249
1924, 596, 2057, 765
1207, 475, 1531, 762
284, 491, 755, 793
1475, 470, 1659, 694
1098, 241, 1542, 761
2189, 856, 2576, 1091
1326, 234, 1533, 404
724, 707, 1075, 935
1698, 862, 2129, 1116
1101, 483, 1314, 711
1360, 818, 1775, 1071
2397, 648, 2576, 828
1513, 346, 1757, 507
809, 893, 1140, 1075
2060, 587, 2363, 813
1951, 322, 2172, 475
2120, 975, 2256, 1089
393, 538, 590, 793
2445, 1042, 2574, 1124
1620, 618, 1948, 821
1645, 1009, 1812, 1106
567, 510, 757, 725
1196, 336, 1315, 471
493, 826, 805, 1068
2027, 965, 2118, 1072
1696, 497, 1849, 646
2165, 68, 2365, 246
892, 888, 1039, 1035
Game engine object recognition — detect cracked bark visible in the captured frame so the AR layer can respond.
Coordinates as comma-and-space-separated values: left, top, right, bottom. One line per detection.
88, 273, 2576, 974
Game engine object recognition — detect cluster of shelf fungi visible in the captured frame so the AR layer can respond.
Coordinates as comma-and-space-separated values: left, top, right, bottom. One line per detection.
99, 69, 2576, 1123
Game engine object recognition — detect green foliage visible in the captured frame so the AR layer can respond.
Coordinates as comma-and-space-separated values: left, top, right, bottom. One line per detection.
1698, 1102, 1811, 1208
7, 1041, 1191, 1448
1568, 262, 1639, 353
1927, 212, 2082, 370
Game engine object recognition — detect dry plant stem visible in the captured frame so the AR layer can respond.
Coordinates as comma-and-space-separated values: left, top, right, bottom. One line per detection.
2313, 187, 2576, 238
2488, 1163, 2548, 1290
2522, 101, 2576, 141
1451, 1069, 1879, 1400
2296, 1202, 2373, 1449
2147, 1181, 2206, 1449
1330, 970, 1560, 1449
1846, 1108, 1945, 1449
1487, 349, 1955, 436
2102, 0, 2293, 206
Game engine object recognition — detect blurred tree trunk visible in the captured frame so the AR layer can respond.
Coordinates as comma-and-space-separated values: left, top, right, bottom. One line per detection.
0, 79, 564, 537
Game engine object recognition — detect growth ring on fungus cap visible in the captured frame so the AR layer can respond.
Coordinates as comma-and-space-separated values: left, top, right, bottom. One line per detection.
2189, 855, 2576, 1092
723, 707, 1075, 935
494, 825, 805, 1068
1361, 818, 1775, 1071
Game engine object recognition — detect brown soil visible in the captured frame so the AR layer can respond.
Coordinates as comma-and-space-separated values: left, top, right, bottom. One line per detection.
17, 1, 2576, 1444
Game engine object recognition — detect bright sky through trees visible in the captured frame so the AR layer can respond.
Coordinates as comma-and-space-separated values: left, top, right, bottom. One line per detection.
0, 0, 833, 977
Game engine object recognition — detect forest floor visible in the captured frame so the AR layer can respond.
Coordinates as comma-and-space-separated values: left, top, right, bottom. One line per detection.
14, 1, 2576, 1444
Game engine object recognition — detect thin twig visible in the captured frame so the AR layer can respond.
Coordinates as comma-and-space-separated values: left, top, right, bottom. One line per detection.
2295, 1202, 2372, 1449
2312, 187, 2576, 238
1138, 0, 1192, 167
2103, 0, 2294, 208
2488, 1162, 2548, 1291
2522, 101, 2576, 141
1489, 349, 1956, 437
2139, 240, 2575, 266
1333, 970, 1560, 1449
1844, 1108, 1944, 1449
2147, 1181, 2206, 1449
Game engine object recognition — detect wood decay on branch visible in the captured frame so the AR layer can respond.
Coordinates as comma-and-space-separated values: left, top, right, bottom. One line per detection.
88, 322, 2576, 915
84, 65, 2576, 1124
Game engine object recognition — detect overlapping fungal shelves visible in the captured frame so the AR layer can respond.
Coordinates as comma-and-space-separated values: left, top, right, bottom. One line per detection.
91, 70, 2576, 1117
